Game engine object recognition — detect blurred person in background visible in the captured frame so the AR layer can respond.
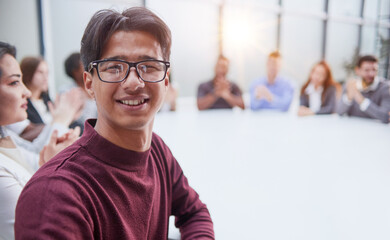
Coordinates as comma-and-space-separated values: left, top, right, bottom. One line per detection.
0, 41, 79, 239
20, 56, 83, 127
298, 60, 340, 116
197, 55, 245, 110
63, 52, 97, 132
337, 55, 390, 123
250, 51, 294, 112
160, 74, 177, 111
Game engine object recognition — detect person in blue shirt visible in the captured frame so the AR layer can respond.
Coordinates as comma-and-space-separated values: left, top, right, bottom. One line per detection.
250, 51, 294, 111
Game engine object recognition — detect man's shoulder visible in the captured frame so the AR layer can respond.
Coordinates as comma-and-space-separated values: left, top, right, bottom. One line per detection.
373, 79, 390, 96
151, 133, 174, 162
28, 141, 87, 185
378, 79, 390, 89
151, 133, 169, 151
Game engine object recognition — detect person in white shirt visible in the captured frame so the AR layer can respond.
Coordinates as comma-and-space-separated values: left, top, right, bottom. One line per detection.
0, 41, 80, 239
298, 60, 340, 116
19, 56, 83, 128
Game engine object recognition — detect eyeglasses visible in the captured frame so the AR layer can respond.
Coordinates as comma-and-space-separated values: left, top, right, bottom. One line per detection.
88, 59, 170, 83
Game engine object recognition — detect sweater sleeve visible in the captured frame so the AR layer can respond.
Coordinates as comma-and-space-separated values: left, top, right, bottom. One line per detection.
15, 175, 94, 239
170, 158, 214, 239
363, 86, 390, 123
197, 82, 211, 98
264, 83, 294, 111
231, 82, 243, 97
249, 80, 263, 110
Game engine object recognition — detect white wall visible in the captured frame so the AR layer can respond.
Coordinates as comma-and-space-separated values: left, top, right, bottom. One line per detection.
147, 0, 280, 96
147, 0, 221, 97
0, 0, 40, 60
45, 0, 142, 94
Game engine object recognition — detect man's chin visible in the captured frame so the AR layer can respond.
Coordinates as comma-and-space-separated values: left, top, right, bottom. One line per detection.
364, 78, 374, 85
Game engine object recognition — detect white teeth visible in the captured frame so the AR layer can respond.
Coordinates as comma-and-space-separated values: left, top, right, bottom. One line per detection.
120, 99, 145, 106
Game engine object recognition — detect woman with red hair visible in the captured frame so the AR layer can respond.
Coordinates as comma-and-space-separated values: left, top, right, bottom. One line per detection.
298, 61, 340, 116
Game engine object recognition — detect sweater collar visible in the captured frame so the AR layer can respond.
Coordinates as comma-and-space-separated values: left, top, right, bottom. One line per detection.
357, 76, 380, 92
81, 119, 151, 171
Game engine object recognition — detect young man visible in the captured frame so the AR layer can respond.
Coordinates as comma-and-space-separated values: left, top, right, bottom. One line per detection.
197, 55, 245, 110
249, 51, 294, 112
15, 7, 214, 239
337, 55, 390, 123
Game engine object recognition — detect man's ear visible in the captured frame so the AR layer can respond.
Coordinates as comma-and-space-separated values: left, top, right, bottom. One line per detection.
84, 71, 95, 99
164, 69, 170, 88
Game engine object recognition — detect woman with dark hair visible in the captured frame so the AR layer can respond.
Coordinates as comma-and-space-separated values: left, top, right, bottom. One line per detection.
20, 56, 83, 126
0, 42, 80, 239
298, 61, 340, 116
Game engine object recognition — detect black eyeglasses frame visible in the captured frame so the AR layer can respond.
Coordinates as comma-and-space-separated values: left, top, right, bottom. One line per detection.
88, 59, 170, 83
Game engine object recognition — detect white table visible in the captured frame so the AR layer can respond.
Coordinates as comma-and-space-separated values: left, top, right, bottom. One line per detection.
155, 109, 390, 240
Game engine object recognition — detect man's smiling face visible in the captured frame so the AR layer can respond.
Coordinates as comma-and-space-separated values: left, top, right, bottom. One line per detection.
84, 30, 169, 135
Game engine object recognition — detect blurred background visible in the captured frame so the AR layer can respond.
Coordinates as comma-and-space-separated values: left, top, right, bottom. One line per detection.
1, 1, 390, 239
0, 0, 389, 99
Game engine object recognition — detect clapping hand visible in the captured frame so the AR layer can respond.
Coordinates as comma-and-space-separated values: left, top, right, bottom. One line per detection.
214, 76, 231, 99
345, 78, 364, 104
255, 85, 273, 102
49, 88, 85, 126
39, 127, 81, 166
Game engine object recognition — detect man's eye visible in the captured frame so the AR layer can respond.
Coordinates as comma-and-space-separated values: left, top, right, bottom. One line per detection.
139, 65, 160, 72
107, 65, 125, 73
100, 62, 124, 72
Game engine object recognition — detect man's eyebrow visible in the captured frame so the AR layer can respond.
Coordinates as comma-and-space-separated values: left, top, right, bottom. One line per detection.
104, 55, 127, 61
103, 55, 158, 61
138, 55, 158, 61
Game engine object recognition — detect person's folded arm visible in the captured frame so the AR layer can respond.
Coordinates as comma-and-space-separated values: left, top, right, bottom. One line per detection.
363, 90, 390, 123
250, 84, 269, 110
197, 93, 218, 110
221, 85, 245, 109
268, 87, 294, 111
197, 84, 218, 111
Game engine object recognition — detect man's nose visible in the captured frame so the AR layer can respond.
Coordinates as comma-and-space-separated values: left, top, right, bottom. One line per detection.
122, 68, 145, 91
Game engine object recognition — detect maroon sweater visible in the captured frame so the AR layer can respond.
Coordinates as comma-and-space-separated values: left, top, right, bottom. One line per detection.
15, 120, 214, 239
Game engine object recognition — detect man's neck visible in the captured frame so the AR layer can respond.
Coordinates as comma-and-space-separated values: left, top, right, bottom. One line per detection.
362, 79, 370, 89
361, 76, 378, 90
94, 119, 153, 152
267, 74, 276, 84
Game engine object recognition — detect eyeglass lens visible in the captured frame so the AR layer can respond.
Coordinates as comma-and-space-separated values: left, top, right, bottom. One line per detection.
97, 60, 167, 82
